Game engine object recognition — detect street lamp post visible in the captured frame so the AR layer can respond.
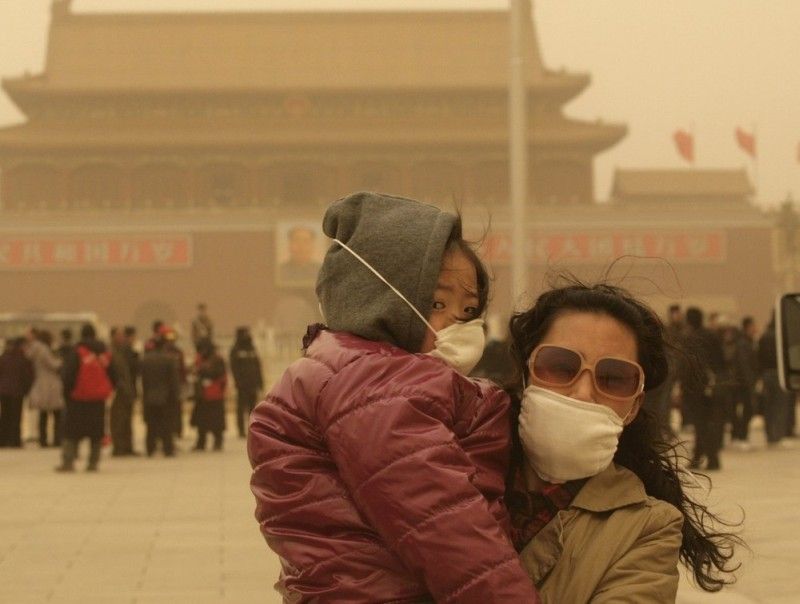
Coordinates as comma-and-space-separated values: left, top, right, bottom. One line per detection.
509, 0, 529, 307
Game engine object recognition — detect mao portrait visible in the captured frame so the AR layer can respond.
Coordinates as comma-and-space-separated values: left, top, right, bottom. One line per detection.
275, 222, 325, 288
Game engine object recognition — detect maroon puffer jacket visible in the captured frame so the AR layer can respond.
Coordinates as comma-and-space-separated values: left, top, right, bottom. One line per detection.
249, 329, 539, 603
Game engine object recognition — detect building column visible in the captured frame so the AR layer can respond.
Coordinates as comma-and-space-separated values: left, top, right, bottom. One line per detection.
244, 160, 259, 206
186, 159, 200, 208
120, 159, 134, 211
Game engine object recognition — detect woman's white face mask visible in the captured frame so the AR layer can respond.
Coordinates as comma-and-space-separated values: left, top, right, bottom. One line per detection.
518, 385, 631, 483
325, 239, 485, 375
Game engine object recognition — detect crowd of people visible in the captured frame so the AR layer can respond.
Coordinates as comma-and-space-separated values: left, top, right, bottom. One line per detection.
643, 303, 798, 471
0, 304, 264, 472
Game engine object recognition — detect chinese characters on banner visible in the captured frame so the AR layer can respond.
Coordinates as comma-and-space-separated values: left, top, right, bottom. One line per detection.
0, 235, 192, 270
479, 230, 726, 264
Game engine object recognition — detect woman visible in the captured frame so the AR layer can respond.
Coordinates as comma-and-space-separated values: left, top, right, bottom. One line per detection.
26, 329, 65, 447
506, 281, 741, 602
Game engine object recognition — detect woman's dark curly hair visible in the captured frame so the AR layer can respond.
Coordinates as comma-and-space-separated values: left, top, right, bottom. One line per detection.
506, 279, 743, 592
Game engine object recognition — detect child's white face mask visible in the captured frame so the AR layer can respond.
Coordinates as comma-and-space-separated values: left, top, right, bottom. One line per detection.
327, 239, 485, 376
426, 319, 485, 376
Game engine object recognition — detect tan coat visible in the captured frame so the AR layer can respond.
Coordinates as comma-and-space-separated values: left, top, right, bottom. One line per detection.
520, 463, 683, 604
26, 339, 64, 411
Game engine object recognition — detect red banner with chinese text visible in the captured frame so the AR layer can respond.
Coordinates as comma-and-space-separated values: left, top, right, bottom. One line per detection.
479, 230, 726, 265
0, 235, 192, 270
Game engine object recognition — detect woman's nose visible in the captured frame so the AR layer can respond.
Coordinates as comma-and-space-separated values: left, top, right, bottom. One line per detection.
570, 369, 596, 403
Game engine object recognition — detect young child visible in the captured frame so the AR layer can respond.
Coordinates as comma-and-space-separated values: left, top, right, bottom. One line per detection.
248, 192, 539, 602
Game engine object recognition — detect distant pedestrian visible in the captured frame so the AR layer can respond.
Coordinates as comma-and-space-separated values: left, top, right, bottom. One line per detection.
0, 337, 35, 447
141, 334, 180, 457
718, 321, 740, 428
109, 327, 137, 456
192, 338, 226, 451
123, 326, 140, 400
25, 329, 65, 448
759, 313, 794, 447
229, 327, 264, 438
56, 329, 74, 366
680, 307, 725, 471
159, 326, 186, 438
191, 303, 214, 351
56, 323, 114, 472
144, 320, 163, 352
729, 317, 759, 450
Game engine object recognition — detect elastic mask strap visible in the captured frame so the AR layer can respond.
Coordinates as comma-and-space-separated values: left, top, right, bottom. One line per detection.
332, 239, 436, 335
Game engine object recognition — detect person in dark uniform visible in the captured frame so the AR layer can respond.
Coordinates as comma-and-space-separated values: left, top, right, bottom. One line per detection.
229, 327, 264, 438
109, 326, 137, 456
140, 334, 180, 457
159, 326, 186, 438
680, 307, 726, 471
0, 337, 34, 447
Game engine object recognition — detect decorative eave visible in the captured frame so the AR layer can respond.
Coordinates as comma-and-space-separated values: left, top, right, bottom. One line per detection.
611, 168, 754, 202
538, 119, 627, 154
2, 77, 43, 114
0, 118, 627, 155
535, 70, 590, 103
3, 72, 591, 112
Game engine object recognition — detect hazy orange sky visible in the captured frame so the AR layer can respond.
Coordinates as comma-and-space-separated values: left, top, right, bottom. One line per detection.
1, 0, 798, 207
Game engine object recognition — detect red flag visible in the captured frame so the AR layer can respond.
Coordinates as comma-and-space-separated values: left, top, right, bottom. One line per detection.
673, 130, 694, 163
735, 127, 756, 157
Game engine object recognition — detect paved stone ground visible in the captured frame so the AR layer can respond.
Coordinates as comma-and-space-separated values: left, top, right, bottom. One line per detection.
0, 412, 797, 603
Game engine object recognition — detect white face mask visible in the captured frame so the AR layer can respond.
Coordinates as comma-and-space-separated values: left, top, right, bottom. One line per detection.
518, 385, 627, 484
327, 239, 485, 376
427, 318, 486, 376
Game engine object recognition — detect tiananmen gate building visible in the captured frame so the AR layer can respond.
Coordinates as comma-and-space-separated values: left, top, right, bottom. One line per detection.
0, 0, 783, 354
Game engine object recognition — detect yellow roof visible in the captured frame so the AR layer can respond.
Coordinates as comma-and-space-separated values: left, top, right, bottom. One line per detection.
5, 8, 585, 93
612, 169, 754, 199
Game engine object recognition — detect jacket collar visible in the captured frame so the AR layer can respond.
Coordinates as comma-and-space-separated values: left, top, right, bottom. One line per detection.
518, 463, 648, 586
570, 462, 648, 513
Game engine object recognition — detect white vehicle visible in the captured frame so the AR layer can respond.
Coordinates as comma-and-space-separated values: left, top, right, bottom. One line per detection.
0, 311, 106, 344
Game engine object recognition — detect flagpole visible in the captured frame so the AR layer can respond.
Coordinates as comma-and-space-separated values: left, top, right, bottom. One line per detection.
753, 122, 760, 199
509, 0, 529, 307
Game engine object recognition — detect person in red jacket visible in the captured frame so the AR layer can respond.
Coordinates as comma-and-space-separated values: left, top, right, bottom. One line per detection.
56, 323, 114, 472
192, 338, 227, 451
248, 192, 540, 603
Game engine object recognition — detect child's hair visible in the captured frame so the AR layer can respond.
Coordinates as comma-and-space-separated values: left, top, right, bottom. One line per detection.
445, 216, 490, 318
